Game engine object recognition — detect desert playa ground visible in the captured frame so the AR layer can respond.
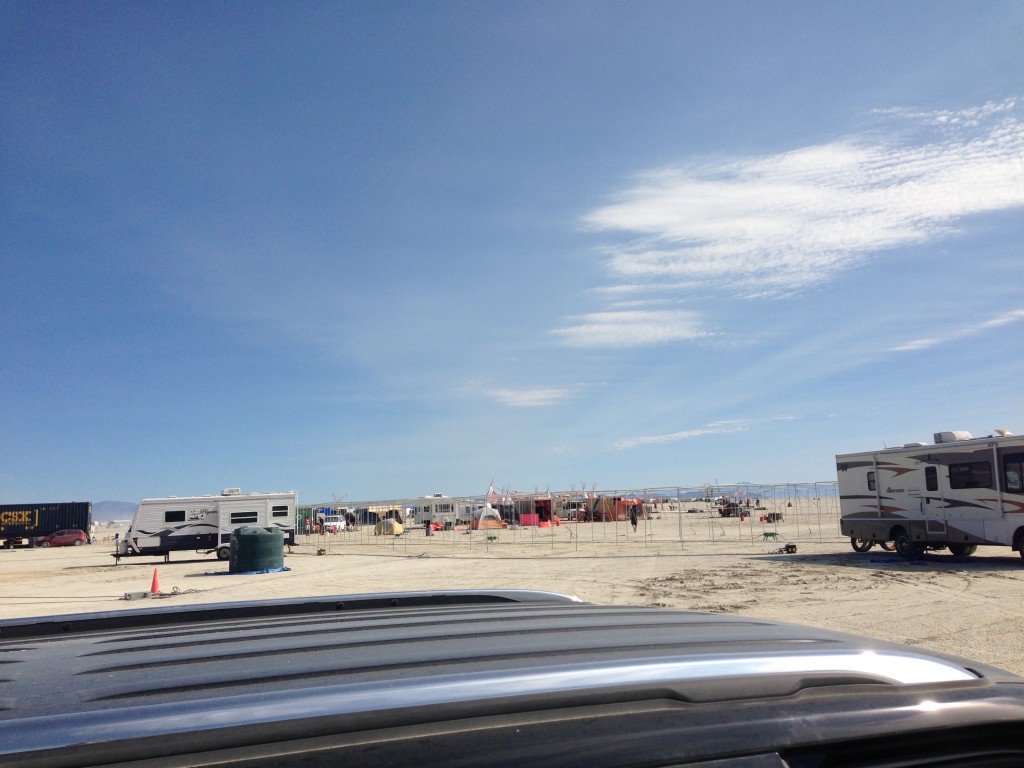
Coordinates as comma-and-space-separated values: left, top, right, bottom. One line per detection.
3, 511, 1024, 677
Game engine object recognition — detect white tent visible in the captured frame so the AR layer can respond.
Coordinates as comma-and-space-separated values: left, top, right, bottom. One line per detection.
471, 504, 507, 530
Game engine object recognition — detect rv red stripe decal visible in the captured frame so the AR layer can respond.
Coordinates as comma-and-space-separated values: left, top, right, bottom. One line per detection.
879, 467, 916, 477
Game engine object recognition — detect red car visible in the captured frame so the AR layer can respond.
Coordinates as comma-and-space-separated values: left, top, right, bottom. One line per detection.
34, 529, 87, 548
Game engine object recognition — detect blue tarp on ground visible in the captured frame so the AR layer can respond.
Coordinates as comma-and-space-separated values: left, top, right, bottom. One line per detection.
208, 566, 292, 576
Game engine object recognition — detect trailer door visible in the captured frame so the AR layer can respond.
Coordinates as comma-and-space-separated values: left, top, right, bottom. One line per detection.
924, 464, 945, 517
914, 462, 947, 537
219, 500, 263, 544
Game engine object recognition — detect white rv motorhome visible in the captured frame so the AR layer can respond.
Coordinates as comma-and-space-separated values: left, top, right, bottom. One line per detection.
404, 494, 478, 528
837, 430, 1024, 560
115, 489, 297, 561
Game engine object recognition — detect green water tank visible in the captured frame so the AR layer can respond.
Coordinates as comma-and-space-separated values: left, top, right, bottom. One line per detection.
230, 526, 284, 573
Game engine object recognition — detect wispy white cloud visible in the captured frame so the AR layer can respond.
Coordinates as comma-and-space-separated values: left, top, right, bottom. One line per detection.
890, 308, 1024, 352
614, 416, 797, 450
889, 337, 942, 352
876, 99, 1019, 129
552, 308, 706, 348
581, 99, 1024, 303
487, 387, 573, 407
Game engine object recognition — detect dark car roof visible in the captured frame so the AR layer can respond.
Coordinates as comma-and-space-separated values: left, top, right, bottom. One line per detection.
2, 590, 1024, 767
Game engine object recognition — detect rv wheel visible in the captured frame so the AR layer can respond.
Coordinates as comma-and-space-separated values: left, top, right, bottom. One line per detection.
216, 546, 231, 561
893, 530, 916, 558
850, 538, 873, 552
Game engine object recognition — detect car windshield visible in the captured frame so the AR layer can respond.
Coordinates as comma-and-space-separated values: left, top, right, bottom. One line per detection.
4, 6, 1023, 755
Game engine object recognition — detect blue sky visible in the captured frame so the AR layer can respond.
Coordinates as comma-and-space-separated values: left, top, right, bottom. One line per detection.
2, 2, 1023, 505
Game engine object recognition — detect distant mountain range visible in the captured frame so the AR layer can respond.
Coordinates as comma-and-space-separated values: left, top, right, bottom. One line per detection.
93, 501, 137, 521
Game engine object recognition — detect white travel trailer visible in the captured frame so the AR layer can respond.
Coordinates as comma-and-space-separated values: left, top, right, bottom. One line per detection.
115, 489, 297, 561
837, 430, 1024, 560
405, 494, 472, 529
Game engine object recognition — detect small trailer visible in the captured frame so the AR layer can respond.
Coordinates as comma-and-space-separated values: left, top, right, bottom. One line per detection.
0, 502, 92, 548
837, 429, 1024, 560
115, 489, 296, 562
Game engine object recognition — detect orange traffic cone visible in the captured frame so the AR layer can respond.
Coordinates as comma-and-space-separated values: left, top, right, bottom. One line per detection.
150, 568, 161, 595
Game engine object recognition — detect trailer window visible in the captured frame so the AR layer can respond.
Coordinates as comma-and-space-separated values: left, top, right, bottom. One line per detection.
949, 461, 993, 490
230, 512, 259, 524
1004, 454, 1024, 494
272, 505, 289, 517
867, 472, 876, 491
164, 510, 186, 523
925, 467, 938, 492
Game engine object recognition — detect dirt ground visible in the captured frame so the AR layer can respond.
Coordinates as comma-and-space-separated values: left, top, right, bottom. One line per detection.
3, 514, 1023, 676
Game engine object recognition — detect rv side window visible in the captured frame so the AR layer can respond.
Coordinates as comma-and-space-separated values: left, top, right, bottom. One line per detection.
230, 511, 259, 524
867, 472, 876, 491
949, 461, 993, 490
165, 510, 186, 523
272, 505, 289, 517
1004, 454, 1024, 494
925, 467, 938, 492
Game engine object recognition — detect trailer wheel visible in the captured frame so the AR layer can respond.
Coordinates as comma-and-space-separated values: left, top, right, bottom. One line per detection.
948, 543, 977, 557
216, 546, 231, 561
850, 538, 873, 552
